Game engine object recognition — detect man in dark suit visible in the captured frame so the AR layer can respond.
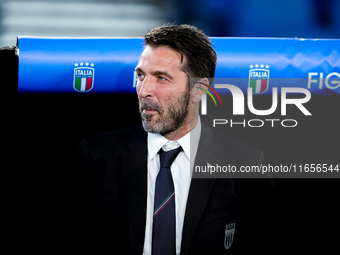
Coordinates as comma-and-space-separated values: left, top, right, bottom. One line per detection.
73, 24, 277, 254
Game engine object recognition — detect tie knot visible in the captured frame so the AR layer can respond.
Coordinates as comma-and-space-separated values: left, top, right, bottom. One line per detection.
159, 146, 182, 168
162, 140, 180, 151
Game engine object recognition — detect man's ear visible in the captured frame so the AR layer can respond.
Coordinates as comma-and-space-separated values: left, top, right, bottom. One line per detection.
191, 78, 209, 103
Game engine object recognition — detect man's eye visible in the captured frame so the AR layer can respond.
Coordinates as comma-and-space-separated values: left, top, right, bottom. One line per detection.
159, 76, 167, 81
137, 73, 145, 80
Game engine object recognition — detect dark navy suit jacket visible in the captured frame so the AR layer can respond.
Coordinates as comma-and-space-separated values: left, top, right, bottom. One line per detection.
73, 123, 278, 254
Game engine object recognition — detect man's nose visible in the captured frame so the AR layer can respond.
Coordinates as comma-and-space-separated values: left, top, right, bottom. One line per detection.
138, 76, 155, 98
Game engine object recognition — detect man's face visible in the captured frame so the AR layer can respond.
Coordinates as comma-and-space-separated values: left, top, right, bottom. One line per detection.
135, 45, 190, 135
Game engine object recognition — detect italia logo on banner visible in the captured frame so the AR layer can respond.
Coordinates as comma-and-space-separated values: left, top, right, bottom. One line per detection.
73, 62, 95, 92
248, 64, 270, 94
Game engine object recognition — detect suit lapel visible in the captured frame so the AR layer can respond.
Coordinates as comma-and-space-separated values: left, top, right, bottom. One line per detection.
121, 125, 148, 255
181, 123, 220, 255
120, 123, 221, 254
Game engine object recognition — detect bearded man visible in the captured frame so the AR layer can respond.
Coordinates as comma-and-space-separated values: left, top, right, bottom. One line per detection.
74, 24, 277, 255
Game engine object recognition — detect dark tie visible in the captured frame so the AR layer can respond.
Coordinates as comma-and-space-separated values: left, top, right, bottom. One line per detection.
152, 146, 182, 255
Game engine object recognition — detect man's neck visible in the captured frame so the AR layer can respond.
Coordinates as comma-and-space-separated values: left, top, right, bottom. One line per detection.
163, 114, 198, 141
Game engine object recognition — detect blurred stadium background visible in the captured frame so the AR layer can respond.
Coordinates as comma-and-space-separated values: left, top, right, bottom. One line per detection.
2, 1, 339, 253
1, 0, 340, 47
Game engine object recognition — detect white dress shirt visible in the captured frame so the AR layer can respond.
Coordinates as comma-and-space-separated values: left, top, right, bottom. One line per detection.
142, 118, 201, 255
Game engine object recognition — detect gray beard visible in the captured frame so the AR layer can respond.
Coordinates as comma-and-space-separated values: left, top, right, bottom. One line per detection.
139, 89, 190, 136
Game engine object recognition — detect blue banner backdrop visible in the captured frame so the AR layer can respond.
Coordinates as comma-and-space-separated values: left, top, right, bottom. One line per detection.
17, 37, 340, 94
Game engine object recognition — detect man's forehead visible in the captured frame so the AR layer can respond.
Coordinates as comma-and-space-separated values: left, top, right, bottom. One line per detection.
137, 45, 186, 75
140, 45, 183, 63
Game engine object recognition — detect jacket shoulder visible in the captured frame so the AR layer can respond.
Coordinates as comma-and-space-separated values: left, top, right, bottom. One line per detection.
80, 124, 146, 158
87, 125, 141, 144
207, 125, 264, 165
213, 127, 261, 153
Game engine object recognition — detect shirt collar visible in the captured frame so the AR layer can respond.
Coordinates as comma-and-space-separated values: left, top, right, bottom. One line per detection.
147, 117, 201, 163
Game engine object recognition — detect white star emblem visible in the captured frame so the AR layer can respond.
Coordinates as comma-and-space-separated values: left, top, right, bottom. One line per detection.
250, 65, 254, 68
90, 63, 94, 67
80, 62, 84, 66
266, 65, 269, 69
255, 64, 259, 68
260, 64, 264, 68
85, 62, 89, 66
75, 63, 78, 67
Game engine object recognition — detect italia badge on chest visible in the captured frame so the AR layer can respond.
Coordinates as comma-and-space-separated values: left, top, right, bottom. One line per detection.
73, 62, 95, 92
224, 221, 236, 250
